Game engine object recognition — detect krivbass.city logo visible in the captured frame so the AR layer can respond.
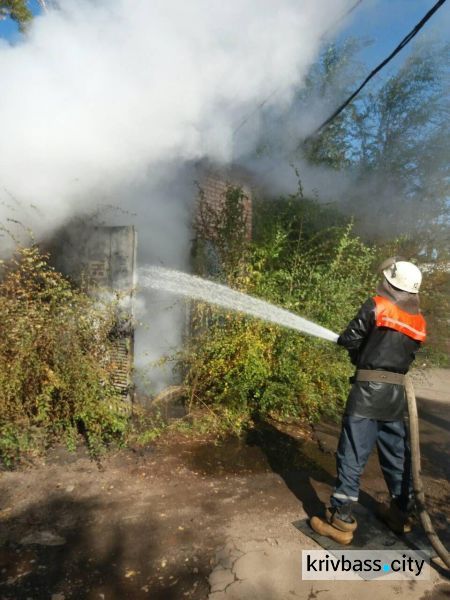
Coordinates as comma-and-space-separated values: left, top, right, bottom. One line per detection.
302, 550, 430, 581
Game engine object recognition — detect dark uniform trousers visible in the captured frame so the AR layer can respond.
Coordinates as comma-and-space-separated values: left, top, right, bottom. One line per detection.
331, 295, 424, 519
330, 416, 413, 513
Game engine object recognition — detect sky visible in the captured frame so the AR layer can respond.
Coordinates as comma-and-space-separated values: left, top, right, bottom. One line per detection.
337, 0, 449, 74
0, 0, 40, 41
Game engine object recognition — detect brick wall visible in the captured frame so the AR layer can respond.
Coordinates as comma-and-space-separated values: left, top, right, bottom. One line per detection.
195, 170, 252, 240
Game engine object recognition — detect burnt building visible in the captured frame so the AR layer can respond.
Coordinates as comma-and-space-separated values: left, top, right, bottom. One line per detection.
49, 225, 137, 399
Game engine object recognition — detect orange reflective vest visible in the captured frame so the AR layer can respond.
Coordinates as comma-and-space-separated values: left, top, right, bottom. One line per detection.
373, 295, 426, 342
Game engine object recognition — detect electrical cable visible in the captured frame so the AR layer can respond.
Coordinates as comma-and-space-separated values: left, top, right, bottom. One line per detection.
304, 0, 448, 142
321, 0, 364, 36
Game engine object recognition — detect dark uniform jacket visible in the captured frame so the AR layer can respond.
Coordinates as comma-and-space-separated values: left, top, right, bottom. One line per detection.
337, 297, 422, 421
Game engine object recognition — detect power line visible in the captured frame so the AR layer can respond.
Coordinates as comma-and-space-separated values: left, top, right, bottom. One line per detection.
233, 88, 280, 136
304, 0, 448, 142
321, 0, 364, 38
232, 0, 365, 137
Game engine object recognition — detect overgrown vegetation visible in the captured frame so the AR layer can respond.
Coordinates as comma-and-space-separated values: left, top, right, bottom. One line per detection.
0, 246, 129, 465
1, 31, 448, 460
182, 184, 378, 430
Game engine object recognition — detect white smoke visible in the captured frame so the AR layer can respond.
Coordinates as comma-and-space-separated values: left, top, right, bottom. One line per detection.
0, 0, 355, 230
0, 0, 357, 393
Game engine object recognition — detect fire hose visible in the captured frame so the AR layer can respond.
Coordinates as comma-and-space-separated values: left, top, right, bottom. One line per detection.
405, 374, 450, 569
144, 266, 449, 566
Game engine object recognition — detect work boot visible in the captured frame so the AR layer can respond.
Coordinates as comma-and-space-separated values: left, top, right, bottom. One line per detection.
310, 507, 357, 545
325, 507, 358, 532
377, 498, 415, 535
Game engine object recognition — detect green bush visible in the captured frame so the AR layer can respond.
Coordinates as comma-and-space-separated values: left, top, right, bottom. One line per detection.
0, 246, 129, 465
182, 187, 377, 426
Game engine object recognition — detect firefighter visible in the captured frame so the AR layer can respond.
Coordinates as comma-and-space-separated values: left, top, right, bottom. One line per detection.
310, 258, 426, 545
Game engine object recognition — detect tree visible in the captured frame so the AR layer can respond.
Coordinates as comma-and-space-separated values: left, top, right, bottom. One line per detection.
346, 39, 450, 245
285, 37, 449, 249
251, 38, 369, 170
299, 38, 370, 170
0, 0, 32, 31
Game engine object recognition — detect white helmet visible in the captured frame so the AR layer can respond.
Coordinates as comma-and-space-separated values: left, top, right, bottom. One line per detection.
383, 260, 422, 294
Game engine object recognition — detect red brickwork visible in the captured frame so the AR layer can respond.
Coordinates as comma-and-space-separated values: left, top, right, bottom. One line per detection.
195, 172, 252, 240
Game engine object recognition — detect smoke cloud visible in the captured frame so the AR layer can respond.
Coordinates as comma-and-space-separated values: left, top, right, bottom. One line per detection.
0, 0, 357, 393
0, 0, 355, 231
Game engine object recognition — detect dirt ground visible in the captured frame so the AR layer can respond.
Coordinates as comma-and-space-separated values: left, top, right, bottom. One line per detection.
0, 369, 449, 600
